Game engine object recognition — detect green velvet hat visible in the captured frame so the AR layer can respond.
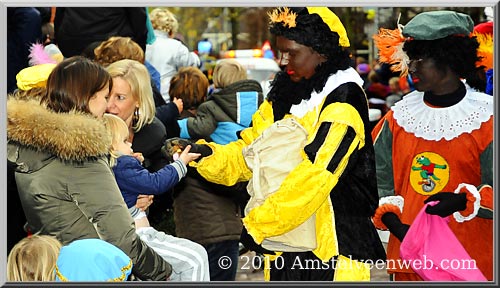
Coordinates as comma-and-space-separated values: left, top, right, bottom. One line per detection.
402, 10, 474, 40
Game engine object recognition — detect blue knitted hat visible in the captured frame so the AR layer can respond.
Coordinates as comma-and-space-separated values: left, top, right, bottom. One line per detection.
54, 238, 133, 282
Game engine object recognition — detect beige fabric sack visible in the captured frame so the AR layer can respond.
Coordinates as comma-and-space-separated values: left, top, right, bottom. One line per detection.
242, 117, 317, 252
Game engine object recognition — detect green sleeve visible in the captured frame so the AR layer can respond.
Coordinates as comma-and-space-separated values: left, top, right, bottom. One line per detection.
477, 142, 493, 219
373, 119, 395, 198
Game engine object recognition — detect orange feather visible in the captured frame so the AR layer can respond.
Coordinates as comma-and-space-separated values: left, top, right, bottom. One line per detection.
373, 28, 409, 77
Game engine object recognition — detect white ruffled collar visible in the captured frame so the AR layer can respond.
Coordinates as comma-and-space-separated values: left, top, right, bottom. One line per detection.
290, 67, 363, 118
392, 87, 493, 141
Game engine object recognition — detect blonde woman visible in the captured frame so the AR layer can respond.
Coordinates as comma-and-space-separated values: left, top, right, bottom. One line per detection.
106, 59, 168, 172
146, 8, 200, 102
7, 235, 62, 281
106, 58, 179, 220
102, 113, 210, 281
93, 36, 183, 138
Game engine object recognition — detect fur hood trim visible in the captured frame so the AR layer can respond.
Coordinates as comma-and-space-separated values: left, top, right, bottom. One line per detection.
7, 98, 111, 161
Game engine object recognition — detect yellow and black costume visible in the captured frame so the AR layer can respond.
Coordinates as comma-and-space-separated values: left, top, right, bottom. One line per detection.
190, 7, 385, 281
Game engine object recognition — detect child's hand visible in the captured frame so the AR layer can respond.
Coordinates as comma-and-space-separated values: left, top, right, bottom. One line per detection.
173, 97, 183, 114
179, 145, 201, 165
133, 152, 144, 164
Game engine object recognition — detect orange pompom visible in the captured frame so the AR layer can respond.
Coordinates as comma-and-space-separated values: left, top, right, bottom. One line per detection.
372, 203, 402, 230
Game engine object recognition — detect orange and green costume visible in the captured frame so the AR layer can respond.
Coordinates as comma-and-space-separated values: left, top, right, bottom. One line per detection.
372, 87, 493, 280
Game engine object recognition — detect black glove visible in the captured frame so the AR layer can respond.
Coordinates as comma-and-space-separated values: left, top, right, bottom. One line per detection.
240, 227, 275, 255
381, 212, 409, 242
162, 137, 213, 161
424, 192, 466, 217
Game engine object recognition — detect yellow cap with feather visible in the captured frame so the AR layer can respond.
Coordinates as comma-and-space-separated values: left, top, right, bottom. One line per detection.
16, 63, 56, 91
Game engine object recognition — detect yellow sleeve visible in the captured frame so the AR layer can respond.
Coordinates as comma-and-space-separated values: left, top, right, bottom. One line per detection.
190, 100, 275, 186
243, 103, 366, 244
190, 139, 252, 186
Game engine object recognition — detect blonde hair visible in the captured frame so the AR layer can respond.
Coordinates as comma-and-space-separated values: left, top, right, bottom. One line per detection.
94, 36, 145, 67
149, 8, 178, 36
102, 113, 130, 167
388, 76, 400, 87
7, 235, 62, 281
212, 59, 247, 88
169, 67, 208, 110
106, 59, 155, 132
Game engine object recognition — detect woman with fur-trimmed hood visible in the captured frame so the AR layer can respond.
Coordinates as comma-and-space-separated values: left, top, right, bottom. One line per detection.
7, 56, 172, 281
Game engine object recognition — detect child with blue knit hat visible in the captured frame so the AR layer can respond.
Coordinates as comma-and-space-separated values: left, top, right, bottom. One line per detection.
7, 236, 132, 282
55, 238, 133, 282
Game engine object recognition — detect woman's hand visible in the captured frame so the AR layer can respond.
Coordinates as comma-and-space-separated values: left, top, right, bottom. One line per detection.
135, 194, 154, 211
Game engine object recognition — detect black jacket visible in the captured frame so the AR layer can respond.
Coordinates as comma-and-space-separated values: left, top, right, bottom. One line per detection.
54, 7, 147, 57
7, 7, 43, 93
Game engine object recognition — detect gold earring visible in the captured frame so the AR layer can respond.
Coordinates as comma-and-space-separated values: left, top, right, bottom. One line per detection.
132, 107, 140, 125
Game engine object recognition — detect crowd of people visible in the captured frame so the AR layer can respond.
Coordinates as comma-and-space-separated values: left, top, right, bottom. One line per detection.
6, 6, 494, 283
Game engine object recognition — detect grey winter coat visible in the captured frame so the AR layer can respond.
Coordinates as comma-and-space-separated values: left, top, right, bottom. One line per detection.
6, 97, 171, 281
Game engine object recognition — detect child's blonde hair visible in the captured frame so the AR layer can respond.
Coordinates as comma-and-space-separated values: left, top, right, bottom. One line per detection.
149, 8, 178, 37
102, 113, 130, 167
7, 235, 62, 281
212, 59, 247, 88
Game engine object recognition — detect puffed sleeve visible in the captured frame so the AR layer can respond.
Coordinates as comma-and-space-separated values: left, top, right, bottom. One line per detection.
243, 102, 365, 246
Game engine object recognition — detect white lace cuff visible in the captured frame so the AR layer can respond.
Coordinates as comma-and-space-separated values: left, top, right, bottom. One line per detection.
379, 195, 404, 213
453, 183, 481, 223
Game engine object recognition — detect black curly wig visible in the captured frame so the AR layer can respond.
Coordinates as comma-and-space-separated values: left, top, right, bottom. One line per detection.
403, 35, 485, 91
269, 7, 351, 72
267, 7, 352, 120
